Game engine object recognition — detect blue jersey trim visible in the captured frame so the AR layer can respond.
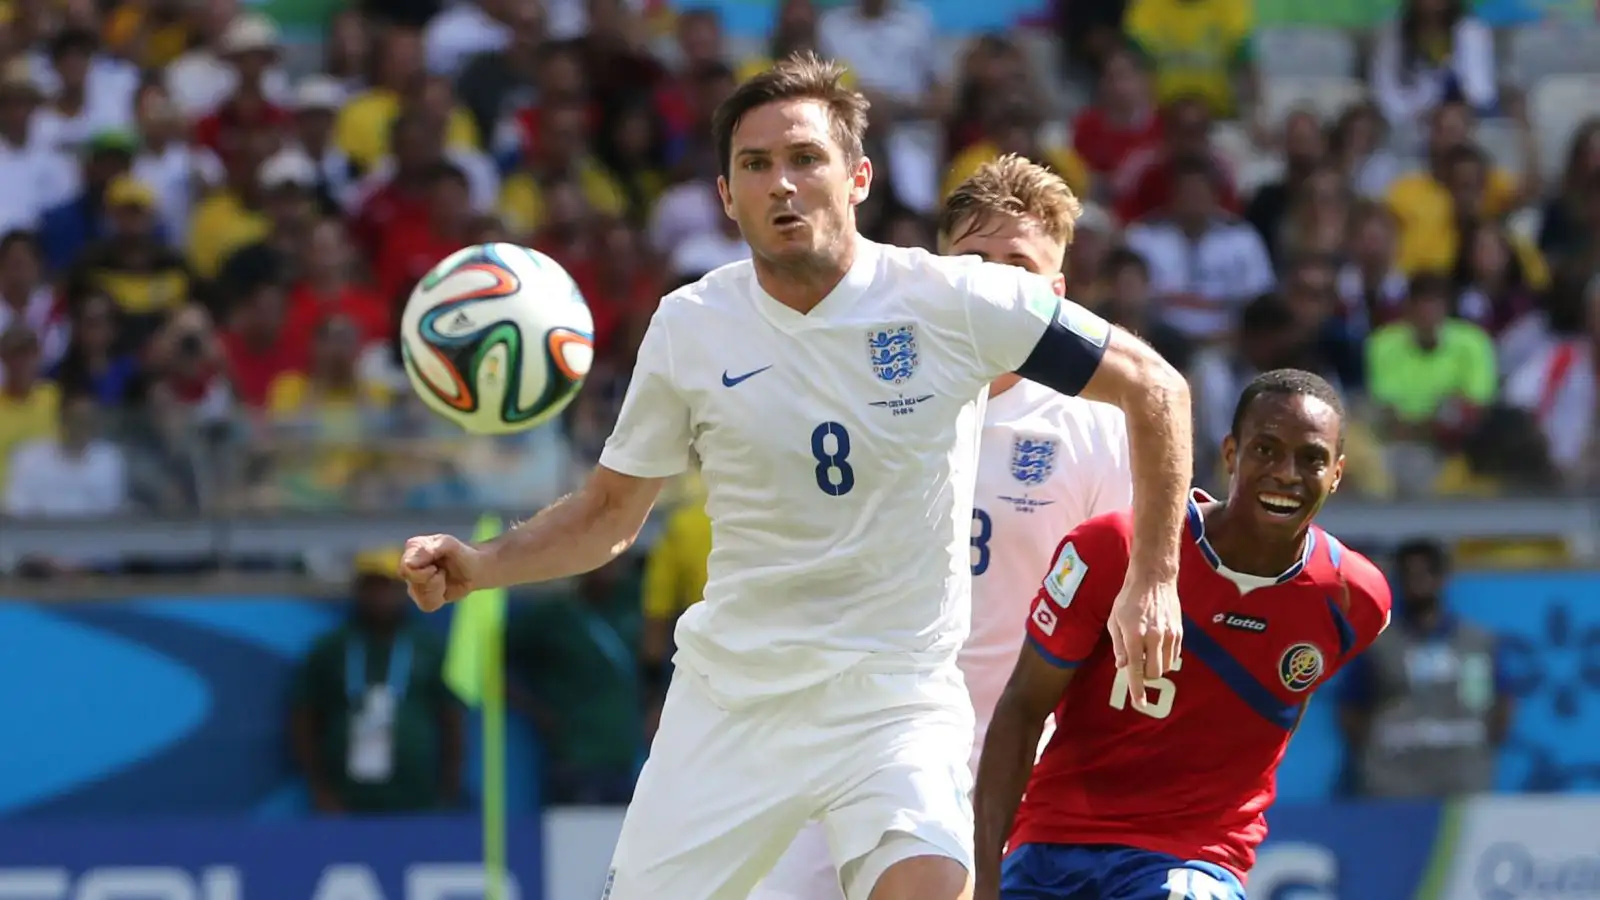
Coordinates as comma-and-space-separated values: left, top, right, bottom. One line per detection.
1027, 634, 1082, 669
1181, 614, 1301, 730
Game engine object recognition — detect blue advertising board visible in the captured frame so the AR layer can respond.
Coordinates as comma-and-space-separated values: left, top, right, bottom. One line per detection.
0, 598, 539, 819
1447, 572, 1600, 792
0, 815, 542, 900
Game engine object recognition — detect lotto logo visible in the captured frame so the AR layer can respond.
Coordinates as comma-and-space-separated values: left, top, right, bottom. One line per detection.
1032, 599, 1059, 636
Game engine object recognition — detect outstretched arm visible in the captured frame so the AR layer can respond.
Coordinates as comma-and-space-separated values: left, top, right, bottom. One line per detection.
1017, 310, 1191, 691
973, 642, 1077, 900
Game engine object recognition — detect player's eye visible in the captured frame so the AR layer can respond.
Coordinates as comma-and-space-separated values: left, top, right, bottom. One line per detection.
742, 158, 769, 171
794, 152, 820, 166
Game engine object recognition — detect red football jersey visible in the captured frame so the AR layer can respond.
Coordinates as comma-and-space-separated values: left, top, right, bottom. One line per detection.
1012, 490, 1392, 879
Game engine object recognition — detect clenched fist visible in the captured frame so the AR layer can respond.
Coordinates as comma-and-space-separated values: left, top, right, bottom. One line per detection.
400, 534, 485, 612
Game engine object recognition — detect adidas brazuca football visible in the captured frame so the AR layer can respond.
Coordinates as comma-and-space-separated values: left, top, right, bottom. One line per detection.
400, 243, 595, 435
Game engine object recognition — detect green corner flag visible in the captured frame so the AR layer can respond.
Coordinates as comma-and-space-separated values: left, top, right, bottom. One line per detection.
443, 514, 509, 900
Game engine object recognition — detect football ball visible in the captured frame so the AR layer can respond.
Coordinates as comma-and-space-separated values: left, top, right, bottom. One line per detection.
400, 242, 594, 435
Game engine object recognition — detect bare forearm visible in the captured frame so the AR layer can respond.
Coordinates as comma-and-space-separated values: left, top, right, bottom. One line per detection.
1123, 373, 1192, 581
973, 701, 1048, 890
1083, 335, 1191, 580
475, 469, 663, 589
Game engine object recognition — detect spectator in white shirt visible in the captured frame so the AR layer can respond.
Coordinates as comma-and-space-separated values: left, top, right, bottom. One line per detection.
4, 391, 128, 521
32, 29, 137, 154
1124, 156, 1276, 344
132, 85, 224, 243
165, 3, 292, 120
1371, 0, 1497, 139
0, 63, 79, 240
286, 76, 357, 213
818, 0, 946, 212
0, 232, 66, 389
669, 207, 750, 281
425, 0, 517, 76
1504, 276, 1599, 485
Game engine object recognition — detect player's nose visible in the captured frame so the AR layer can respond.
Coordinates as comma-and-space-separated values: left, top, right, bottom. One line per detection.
770, 173, 797, 198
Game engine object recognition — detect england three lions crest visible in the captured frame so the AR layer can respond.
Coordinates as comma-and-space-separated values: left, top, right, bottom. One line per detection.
1011, 437, 1057, 486
867, 325, 919, 384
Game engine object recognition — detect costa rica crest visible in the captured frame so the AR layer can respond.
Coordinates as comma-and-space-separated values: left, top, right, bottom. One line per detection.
866, 324, 919, 384
1010, 436, 1058, 486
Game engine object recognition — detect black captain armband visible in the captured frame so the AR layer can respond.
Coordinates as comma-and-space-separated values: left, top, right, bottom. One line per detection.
1015, 299, 1112, 397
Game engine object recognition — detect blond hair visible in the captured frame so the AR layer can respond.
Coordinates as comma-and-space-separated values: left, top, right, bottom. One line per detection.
938, 154, 1083, 247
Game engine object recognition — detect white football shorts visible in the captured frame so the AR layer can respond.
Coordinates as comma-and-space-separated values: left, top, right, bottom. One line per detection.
603, 663, 975, 900
754, 708, 1059, 900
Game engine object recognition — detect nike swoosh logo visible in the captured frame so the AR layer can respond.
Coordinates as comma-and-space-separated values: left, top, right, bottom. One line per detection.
721, 365, 772, 387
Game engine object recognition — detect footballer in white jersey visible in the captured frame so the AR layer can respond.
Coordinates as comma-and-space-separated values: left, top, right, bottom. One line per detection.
752, 155, 1135, 900
400, 60, 1192, 900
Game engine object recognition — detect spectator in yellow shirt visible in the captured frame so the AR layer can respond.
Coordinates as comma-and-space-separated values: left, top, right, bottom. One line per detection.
262, 316, 393, 508
498, 102, 627, 238
0, 325, 60, 490
1124, 0, 1259, 121
942, 102, 1091, 203
333, 27, 479, 174
736, 0, 851, 85
639, 498, 710, 674
188, 129, 274, 281
1385, 100, 1531, 275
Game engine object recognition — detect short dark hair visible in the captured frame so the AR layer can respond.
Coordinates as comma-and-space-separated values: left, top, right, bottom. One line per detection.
426, 161, 468, 188
712, 52, 869, 181
1229, 368, 1346, 442
0, 229, 38, 258
1442, 142, 1488, 174
1169, 154, 1219, 188
1407, 272, 1453, 303
1394, 537, 1449, 575
1105, 246, 1149, 280
50, 27, 98, 60
1238, 293, 1295, 336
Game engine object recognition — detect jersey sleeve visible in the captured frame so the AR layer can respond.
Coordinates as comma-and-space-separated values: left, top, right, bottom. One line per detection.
959, 261, 1111, 395
1025, 515, 1132, 668
1082, 406, 1133, 519
598, 309, 694, 478
1323, 552, 1395, 679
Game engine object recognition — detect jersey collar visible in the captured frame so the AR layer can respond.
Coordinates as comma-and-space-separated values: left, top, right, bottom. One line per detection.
750, 235, 882, 332
1184, 488, 1317, 584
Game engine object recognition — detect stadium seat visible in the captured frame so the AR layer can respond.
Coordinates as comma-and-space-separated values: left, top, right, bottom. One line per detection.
1507, 23, 1600, 85
1256, 28, 1358, 78
1261, 77, 1367, 127
1528, 74, 1600, 179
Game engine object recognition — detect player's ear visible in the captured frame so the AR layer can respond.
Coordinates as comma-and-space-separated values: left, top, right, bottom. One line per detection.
1330, 454, 1346, 494
716, 175, 735, 220
849, 155, 872, 205
1051, 272, 1066, 297
1221, 434, 1237, 479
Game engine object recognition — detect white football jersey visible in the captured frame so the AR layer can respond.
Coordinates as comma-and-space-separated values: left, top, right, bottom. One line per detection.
599, 239, 1111, 706
960, 379, 1132, 767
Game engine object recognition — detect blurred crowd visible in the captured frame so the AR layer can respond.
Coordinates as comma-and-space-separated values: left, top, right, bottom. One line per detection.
0, 0, 1598, 554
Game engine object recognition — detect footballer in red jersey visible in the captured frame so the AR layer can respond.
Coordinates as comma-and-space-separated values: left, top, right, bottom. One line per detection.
973, 369, 1393, 900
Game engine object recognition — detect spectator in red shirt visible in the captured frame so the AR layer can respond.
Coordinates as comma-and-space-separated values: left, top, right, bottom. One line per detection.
220, 274, 300, 409
349, 109, 446, 260
584, 219, 663, 354
516, 40, 599, 165
1113, 95, 1240, 224
374, 161, 475, 309
1072, 44, 1163, 183
193, 14, 292, 164
285, 218, 391, 355
531, 176, 599, 299
580, 0, 669, 109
